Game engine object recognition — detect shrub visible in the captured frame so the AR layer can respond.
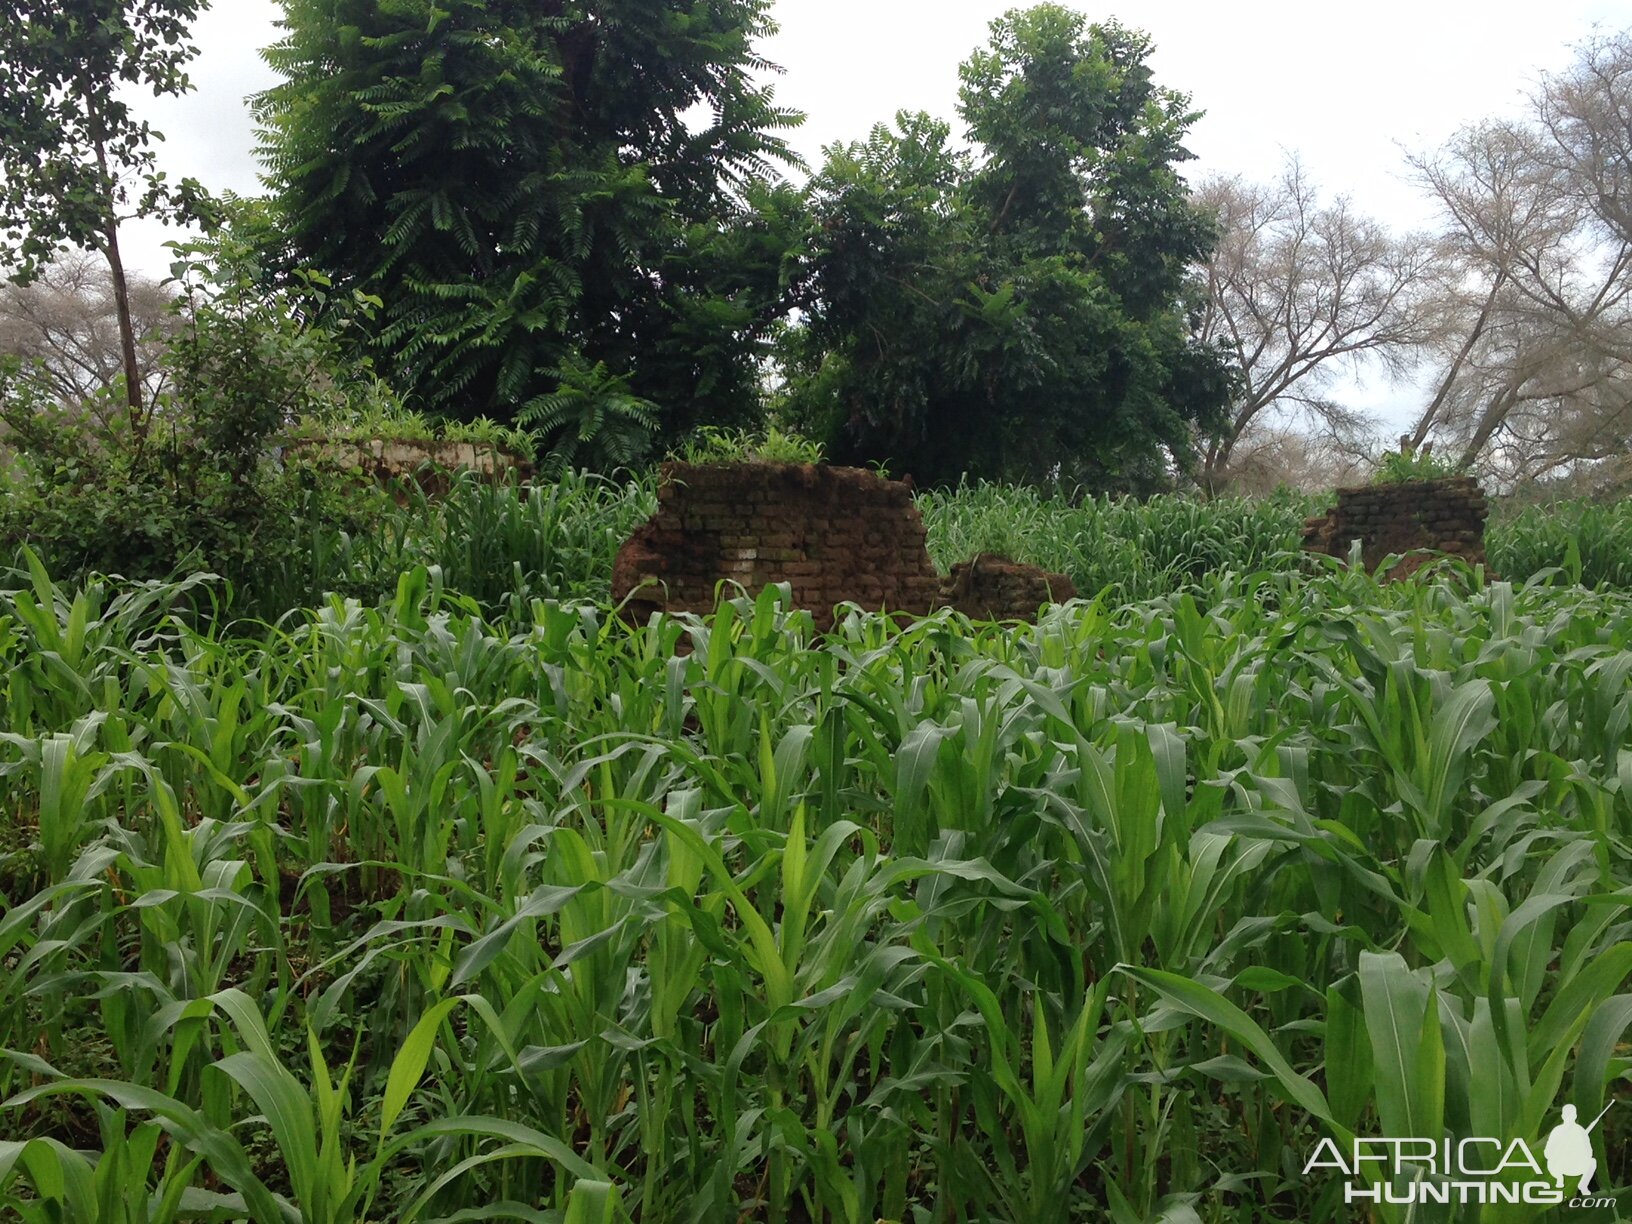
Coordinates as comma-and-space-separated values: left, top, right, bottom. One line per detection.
673, 423, 825, 465
1371, 447, 1462, 484
519, 355, 659, 473
0, 231, 396, 618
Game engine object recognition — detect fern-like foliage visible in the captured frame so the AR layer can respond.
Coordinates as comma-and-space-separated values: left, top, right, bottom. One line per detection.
255, 0, 806, 453
520, 354, 659, 473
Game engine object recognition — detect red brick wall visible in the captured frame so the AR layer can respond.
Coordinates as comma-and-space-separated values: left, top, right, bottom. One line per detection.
938, 554, 1076, 621
1302, 477, 1490, 575
613, 462, 943, 630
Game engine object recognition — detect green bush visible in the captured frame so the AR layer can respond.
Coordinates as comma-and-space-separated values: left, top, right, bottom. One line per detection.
1371, 448, 1462, 484
0, 235, 397, 619
673, 424, 826, 465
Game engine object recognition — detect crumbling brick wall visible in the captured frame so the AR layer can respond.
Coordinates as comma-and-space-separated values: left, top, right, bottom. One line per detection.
613, 462, 942, 630
612, 463, 1071, 628
287, 438, 531, 496
1302, 477, 1490, 576
939, 554, 1076, 621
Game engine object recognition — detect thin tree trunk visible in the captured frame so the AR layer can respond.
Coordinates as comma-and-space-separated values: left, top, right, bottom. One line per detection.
80, 78, 144, 440
101, 216, 144, 437
1457, 382, 1520, 470
1409, 273, 1504, 449
1203, 422, 1245, 496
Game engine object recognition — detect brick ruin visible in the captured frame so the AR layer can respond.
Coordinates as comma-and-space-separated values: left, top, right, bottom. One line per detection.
611, 462, 1074, 629
287, 438, 531, 494
939, 554, 1078, 622
1302, 476, 1490, 577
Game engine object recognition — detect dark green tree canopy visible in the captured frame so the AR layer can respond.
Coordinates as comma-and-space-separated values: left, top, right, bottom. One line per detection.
255, 0, 805, 461
783, 7, 1235, 490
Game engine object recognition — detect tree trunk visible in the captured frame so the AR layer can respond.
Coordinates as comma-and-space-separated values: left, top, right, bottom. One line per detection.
1457, 382, 1520, 470
1409, 274, 1505, 449
80, 77, 144, 440
1201, 412, 1250, 496
1199, 436, 1220, 496
102, 217, 144, 437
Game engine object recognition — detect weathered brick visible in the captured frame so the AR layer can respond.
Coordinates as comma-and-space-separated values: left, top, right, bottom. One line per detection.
613, 461, 1075, 629
1302, 479, 1490, 579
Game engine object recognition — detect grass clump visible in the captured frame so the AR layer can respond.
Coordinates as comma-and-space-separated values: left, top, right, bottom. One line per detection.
673, 424, 826, 465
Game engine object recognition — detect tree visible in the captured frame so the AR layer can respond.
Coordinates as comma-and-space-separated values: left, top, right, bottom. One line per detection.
1406, 35, 1632, 481
1194, 159, 1432, 492
0, 0, 211, 437
782, 8, 1233, 490
255, 0, 805, 458
1539, 30, 1632, 245
0, 220, 399, 607
1207, 419, 1371, 495
0, 252, 174, 413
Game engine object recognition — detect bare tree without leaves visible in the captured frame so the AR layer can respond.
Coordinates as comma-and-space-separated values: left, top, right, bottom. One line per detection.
1213, 419, 1373, 495
0, 252, 174, 418
1407, 36, 1632, 480
1541, 31, 1632, 246
1195, 158, 1433, 492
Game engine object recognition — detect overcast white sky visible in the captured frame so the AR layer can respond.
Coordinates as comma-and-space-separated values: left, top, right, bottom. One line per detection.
117, 0, 1632, 427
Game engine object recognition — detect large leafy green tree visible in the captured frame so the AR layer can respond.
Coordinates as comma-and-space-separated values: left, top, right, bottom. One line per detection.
783, 7, 1235, 489
255, 0, 805, 460
0, 0, 212, 437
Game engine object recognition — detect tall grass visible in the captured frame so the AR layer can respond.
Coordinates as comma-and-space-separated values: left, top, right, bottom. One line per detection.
1, 557, 1629, 1219
15, 457, 1632, 626
921, 482, 1632, 598
246, 468, 656, 622
1489, 499, 1632, 589
917, 481, 1319, 600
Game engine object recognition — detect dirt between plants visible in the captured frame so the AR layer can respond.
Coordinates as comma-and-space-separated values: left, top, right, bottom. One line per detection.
612, 463, 1074, 629
1302, 476, 1490, 576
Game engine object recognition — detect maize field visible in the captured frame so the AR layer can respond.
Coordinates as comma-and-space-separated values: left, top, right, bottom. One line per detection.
15, 463, 1632, 621
0, 550, 1629, 1221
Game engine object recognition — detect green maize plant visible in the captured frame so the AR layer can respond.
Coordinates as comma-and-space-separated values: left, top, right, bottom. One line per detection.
1488, 500, 1632, 591
915, 481, 1319, 603
1, 554, 1630, 1221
